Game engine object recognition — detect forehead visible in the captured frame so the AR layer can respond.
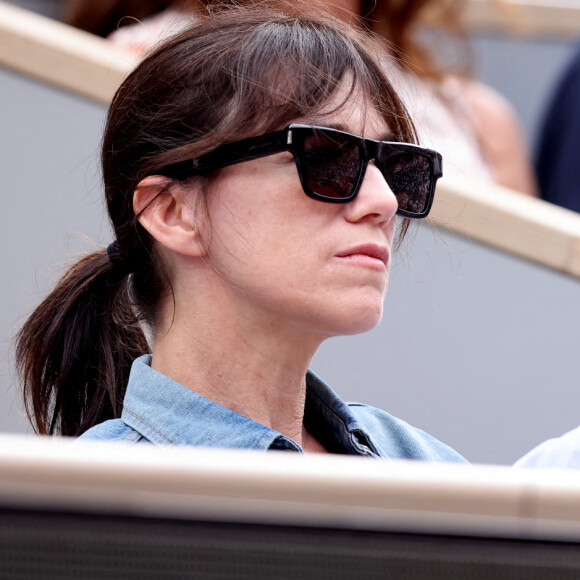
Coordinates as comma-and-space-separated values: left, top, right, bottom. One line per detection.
298, 78, 390, 140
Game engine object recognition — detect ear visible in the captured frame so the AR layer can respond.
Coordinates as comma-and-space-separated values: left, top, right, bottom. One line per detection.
133, 175, 206, 258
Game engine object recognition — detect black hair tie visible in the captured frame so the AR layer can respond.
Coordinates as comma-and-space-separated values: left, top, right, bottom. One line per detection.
107, 242, 130, 274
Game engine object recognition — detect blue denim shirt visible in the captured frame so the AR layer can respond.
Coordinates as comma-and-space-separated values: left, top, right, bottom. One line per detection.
80, 355, 466, 462
514, 425, 580, 470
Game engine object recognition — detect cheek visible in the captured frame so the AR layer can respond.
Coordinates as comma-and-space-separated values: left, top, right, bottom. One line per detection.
202, 187, 289, 276
206, 170, 324, 251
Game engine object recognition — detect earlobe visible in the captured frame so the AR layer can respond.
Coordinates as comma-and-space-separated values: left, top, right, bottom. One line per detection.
133, 176, 206, 258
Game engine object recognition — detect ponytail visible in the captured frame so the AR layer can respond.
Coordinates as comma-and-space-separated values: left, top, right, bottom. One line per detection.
15, 249, 149, 436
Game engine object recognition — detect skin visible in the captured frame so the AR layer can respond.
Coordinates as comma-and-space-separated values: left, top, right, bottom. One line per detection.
134, 84, 398, 453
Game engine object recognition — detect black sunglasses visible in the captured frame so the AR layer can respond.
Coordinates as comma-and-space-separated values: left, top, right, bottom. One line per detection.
158, 124, 442, 219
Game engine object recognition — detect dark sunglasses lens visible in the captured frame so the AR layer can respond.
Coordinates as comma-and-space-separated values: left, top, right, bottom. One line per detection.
380, 150, 432, 215
302, 133, 362, 199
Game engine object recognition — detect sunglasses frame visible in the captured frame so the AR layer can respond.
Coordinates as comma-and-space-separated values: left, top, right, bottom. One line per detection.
158, 124, 443, 219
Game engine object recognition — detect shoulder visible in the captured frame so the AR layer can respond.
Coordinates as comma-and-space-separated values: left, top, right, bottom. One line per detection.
453, 78, 514, 120
440, 77, 538, 195
347, 403, 467, 463
456, 79, 526, 156
514, 426, 580, 469
79, 419, 145, 444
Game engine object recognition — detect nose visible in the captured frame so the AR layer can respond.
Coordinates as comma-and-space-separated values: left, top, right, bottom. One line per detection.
344, 162, 398, 226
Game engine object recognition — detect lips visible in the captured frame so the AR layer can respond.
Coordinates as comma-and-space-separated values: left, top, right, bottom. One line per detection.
335, 244, 390, 267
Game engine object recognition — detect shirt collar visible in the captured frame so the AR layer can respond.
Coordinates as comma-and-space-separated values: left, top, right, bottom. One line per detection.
304, 370, 380, 456
121, 355, 377, 455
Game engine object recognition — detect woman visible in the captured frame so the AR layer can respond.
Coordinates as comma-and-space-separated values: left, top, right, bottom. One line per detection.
17, 4, 466, 460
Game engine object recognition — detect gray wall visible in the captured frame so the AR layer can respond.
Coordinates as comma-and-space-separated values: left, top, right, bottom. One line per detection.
2, 7, 580, 464
0, 68, 109, 433
8, 0, 62, 18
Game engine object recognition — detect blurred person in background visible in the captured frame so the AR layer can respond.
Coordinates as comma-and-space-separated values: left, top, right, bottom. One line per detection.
515, 425, 580, 470
62, 0, 538, 197
534, 42, 580, 212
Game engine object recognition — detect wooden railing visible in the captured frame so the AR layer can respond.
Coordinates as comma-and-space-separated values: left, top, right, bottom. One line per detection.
2, 0, 580, 277
463, 0, 580, 38
433, 176, 580, 278
1, 433, 580, 540
0, 1, 137, 103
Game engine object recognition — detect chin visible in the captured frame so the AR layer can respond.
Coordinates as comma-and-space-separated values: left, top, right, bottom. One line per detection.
328, 303, 384, 337
341, 288, 386, 334
343, 315, 383, 336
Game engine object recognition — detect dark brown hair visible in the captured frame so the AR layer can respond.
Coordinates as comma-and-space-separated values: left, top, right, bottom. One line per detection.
17, 3, 417, 437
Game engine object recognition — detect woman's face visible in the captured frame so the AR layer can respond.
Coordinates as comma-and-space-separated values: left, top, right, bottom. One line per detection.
198, 86, 399, 341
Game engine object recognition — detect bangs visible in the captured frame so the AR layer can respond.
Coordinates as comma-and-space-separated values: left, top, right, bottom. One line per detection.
225, 21, 384, 134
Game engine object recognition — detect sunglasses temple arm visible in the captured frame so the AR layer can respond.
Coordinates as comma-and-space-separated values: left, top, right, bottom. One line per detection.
191, 131, 290, 172
155, 130, 290, 178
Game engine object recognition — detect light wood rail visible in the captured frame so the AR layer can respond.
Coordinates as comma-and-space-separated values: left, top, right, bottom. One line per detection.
0, 1, 137, 104
2, 0, 580, 278
1, 434, 580, 540
461, 0, 580, 38
433, 176, 580, 278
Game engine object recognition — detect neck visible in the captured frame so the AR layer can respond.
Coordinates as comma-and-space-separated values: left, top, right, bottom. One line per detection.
151, 299, 324, 448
